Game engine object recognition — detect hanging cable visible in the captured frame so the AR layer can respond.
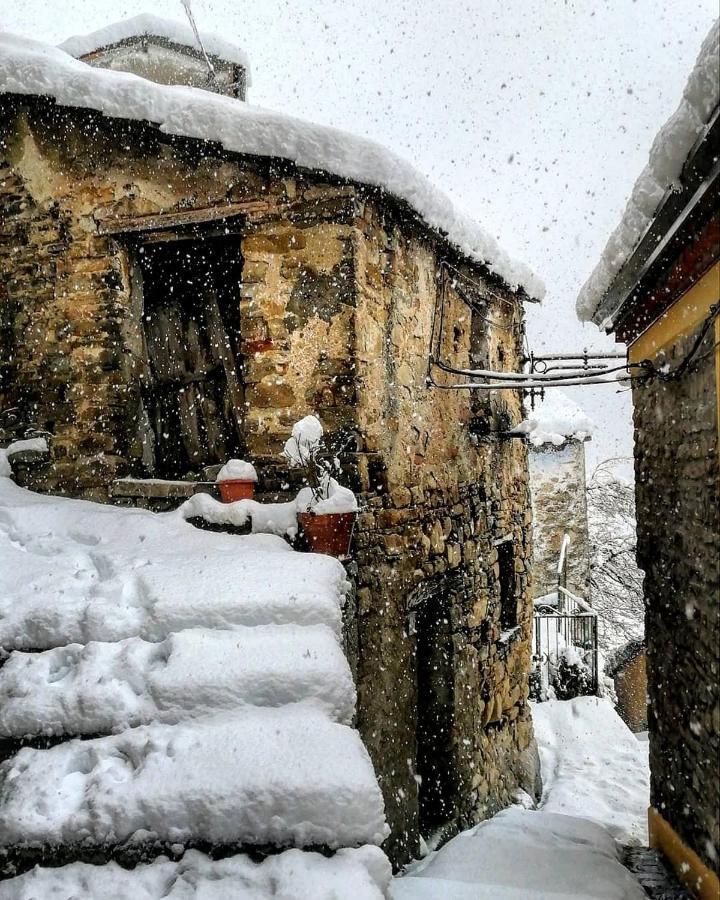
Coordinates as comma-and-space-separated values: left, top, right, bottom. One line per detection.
181, 0, 217, 87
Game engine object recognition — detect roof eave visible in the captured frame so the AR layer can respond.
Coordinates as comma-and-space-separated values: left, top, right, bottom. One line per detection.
591, 105, 720, 333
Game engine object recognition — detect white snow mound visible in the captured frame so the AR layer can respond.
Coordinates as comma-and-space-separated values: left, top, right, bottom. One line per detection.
0, 478, 347, 650
0, 846, 391, 900
513, 390, 595, 446
58, 14, 252, 80
0, 624, 356, 737
532, 696, 649, 844
0, 707, 389, 849
390, 807, 645, 900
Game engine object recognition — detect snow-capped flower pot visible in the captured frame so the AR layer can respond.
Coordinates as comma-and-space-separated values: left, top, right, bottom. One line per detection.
298, 511, 357, 559
216, 459, 258, 503
283, 415, 359, 557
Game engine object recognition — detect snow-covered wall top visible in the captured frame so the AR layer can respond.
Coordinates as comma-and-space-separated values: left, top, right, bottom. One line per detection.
576, 18, 719, 326
58, 14, 252, 84
515, 390, 595, 447
0, 32, 545, 301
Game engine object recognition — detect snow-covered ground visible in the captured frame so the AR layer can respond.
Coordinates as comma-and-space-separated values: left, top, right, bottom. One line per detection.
391, 808, 646, 900
532, 697, 649, 844
0, 473, 390, 897
392, 697, 649, 899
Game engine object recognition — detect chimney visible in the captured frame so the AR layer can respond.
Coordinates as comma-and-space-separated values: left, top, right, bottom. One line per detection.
58, 15, 251, 100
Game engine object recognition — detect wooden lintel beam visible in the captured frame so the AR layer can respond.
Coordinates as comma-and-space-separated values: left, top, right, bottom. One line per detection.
95, 200, 270, 235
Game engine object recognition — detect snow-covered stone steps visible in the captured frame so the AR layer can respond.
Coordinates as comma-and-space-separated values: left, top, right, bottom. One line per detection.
0, 625, 356, 738
0, 477, 390, 894
0, 708, 388, 853
0, 846, 391, 900
0, 479, 348, 652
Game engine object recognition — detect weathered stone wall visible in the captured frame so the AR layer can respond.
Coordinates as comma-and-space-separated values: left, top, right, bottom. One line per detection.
613, 650, 648, 734
0, 101, 360, 497
529, 440, 591, 598
0, 99, 538, 868
350, 202, 538, 863
633, 323, 719, 874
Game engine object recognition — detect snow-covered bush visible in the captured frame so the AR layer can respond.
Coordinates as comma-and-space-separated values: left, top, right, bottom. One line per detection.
283, 416, 357, 515
551, 646, 594, 701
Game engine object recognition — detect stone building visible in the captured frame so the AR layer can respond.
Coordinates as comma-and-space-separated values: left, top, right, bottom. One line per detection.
524, 391, 593, 600
606, 639, 648, 734
0, 21, 544, 866
577, 20, 719, 899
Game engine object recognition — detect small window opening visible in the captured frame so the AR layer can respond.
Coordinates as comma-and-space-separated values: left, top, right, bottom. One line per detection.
498, 540, 517, 630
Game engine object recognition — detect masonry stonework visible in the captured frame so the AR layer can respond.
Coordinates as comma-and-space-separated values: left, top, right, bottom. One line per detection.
633, 323, 719, 874
0, 98, 539, 866
529, 439, 591, 598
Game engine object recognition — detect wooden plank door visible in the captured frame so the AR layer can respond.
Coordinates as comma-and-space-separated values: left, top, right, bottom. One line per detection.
139, 236, 244, 478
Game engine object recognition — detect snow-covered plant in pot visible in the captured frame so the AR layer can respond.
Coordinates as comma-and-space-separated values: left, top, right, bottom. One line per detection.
283, 415, 358, 558
216, 459, 258, 503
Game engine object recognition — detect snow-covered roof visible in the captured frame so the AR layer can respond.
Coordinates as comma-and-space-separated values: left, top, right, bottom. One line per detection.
0, 31, 545, 301
576, 19, 719, 325
58, 14, 252, 84
514, 390, 594, 447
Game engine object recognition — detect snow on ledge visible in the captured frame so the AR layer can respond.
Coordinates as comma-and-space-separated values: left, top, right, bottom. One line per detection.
0, 847, 391, 900
0, 32, 544, 301
576, 19, 719, 325
511, 390, 594, 447
58, 14, 252, 82
0, 708, 390, 850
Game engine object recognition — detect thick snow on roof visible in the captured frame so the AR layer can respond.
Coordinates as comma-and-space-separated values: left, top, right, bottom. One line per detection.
58, 14, 252, 81
0, 31, 544, 301
577, 19, 719, 324
515, 390, 595, 447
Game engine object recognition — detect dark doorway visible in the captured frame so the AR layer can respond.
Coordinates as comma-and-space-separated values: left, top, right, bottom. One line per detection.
415, 594, 457, 837
137, 235, 245, 479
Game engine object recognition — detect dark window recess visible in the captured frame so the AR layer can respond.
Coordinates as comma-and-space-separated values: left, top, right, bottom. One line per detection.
498, 540, 518, 630
415, 592, 458, 837
136, 235, 245, 479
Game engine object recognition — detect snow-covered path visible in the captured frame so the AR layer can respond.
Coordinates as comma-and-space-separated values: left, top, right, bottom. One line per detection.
0, 476, 390, 898
391, 698, 649, 899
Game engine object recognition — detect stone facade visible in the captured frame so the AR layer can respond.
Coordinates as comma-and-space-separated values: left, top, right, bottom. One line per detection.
529, 439, 591, 598
633, 321, 719, 876
0, 97, 539, 866
607, 640, 648, 733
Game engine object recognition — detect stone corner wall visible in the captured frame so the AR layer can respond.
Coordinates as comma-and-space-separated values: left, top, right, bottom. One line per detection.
528, 438, 590, 598
347, 196, 539, 865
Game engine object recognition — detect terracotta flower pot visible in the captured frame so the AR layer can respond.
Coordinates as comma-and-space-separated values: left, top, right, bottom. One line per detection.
218, 479, 256, 503
298, 511, 357, 558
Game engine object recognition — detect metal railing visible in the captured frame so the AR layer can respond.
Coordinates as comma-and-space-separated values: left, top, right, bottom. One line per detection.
533, 540, 600, 697
532, 607, 599, 698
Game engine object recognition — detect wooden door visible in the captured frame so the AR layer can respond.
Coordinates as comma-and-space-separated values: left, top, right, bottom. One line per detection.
138, 236, 244, 479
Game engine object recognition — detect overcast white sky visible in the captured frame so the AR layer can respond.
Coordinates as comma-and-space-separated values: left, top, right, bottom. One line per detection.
3, 0, 717, 472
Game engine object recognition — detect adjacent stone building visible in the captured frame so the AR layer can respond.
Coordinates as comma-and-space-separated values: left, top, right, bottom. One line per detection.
577, 20, 719, 899
0, 21, 544, 866
525, 391, 593, 600
606, 639, 648, 733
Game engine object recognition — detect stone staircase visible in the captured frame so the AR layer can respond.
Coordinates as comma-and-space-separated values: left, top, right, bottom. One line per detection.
0, 477, 390, 898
